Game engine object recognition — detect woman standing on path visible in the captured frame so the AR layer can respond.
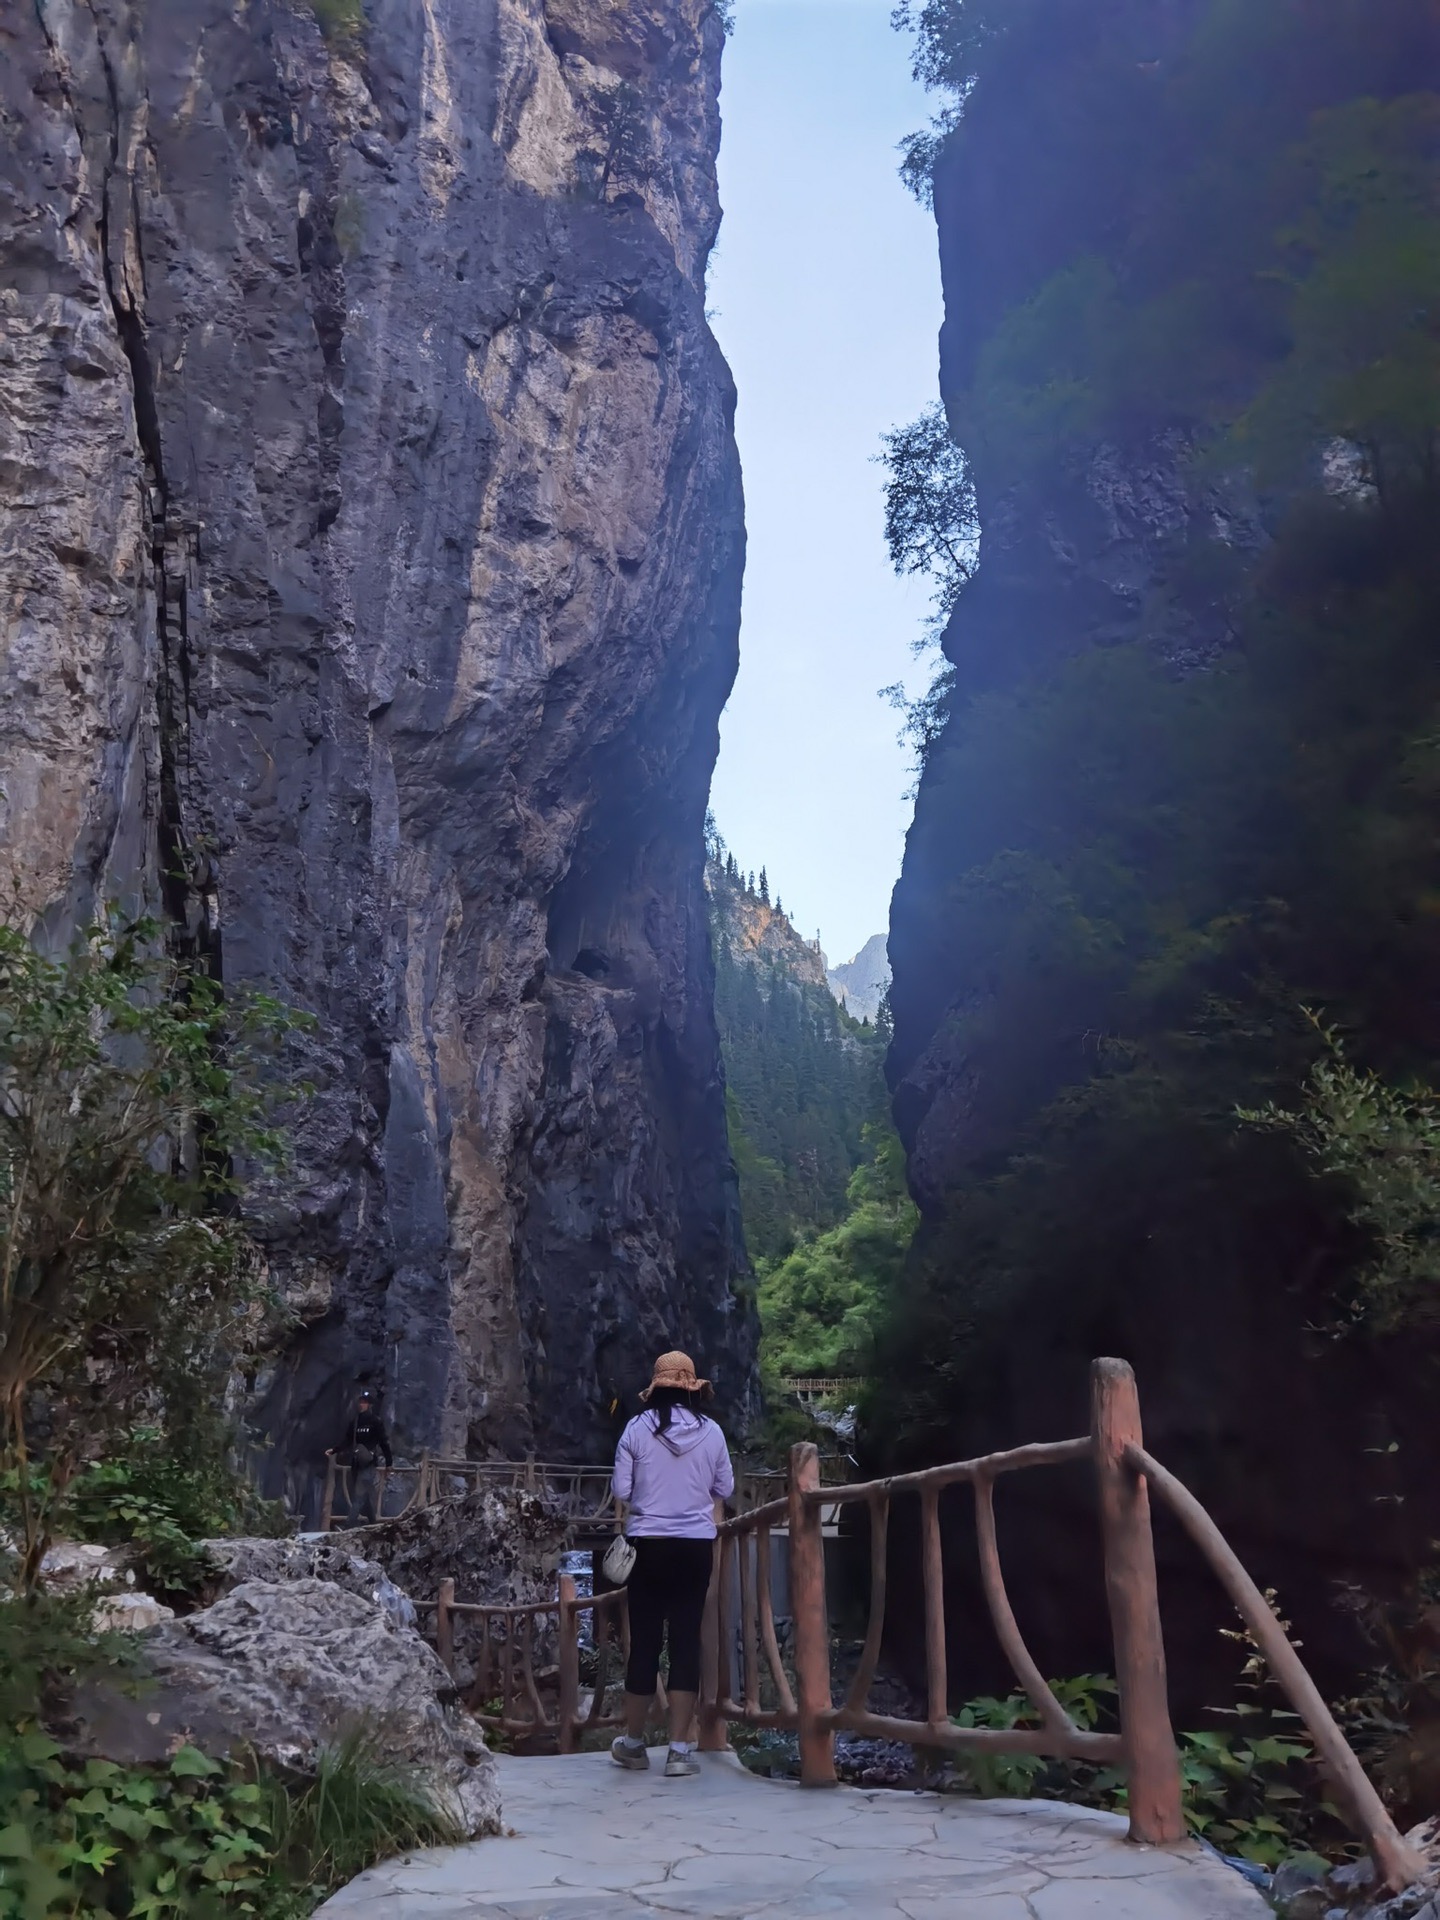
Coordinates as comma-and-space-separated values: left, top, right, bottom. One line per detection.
610, 1351, 734, 1778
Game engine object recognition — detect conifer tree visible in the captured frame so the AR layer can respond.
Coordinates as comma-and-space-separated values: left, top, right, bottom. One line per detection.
759, 868, 770, 905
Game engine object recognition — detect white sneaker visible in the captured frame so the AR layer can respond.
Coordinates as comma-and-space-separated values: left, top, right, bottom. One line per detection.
664, 1746, 700, 1778
610, 1737, 650, 1771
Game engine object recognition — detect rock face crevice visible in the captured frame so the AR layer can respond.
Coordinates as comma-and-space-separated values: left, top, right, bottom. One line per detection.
0, 0, 755, 1491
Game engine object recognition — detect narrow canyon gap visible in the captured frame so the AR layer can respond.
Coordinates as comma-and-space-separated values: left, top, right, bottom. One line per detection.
0, 0, 756, 1491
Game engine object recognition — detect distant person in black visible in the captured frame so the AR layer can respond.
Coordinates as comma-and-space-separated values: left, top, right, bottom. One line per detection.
326, 1388, 393, 1526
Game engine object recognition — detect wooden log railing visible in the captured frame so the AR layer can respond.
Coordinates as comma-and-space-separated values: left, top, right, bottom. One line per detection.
696, 1356, 1426, 1895
423, 1574, 632, 1751
780, 1376, 870, 1400
319, 1453, 850, 1533
319, 1455, 625, 1533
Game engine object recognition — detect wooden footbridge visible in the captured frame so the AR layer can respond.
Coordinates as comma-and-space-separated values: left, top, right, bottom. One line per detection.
411, 1360, 1426, 1902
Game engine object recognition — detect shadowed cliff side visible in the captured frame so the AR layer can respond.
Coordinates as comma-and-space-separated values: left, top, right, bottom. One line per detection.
879, 0, 1440, 1712
0, 0, 755, 1492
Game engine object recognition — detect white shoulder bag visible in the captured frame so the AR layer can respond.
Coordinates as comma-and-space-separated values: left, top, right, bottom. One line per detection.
602, 1533, 636, 1585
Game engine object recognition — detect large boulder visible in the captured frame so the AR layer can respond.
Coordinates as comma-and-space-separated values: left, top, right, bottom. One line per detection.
68, 1579, 499, 1836
203, 1535, 416, 1628
354, 1486, 565, 1610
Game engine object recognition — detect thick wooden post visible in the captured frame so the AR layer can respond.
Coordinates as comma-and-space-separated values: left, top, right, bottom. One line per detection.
320, 1455, 337, 1533
437, 1576, 456, 1678
698, 1537, 728, 1750
1091, 1358, 1186, 1845
558, 1574, 580, 1753
789, 1441, 837, 1786
920, 1487, 948, 1729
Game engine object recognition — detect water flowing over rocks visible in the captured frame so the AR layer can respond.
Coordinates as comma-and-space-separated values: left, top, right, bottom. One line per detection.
0, 0, 756, 1481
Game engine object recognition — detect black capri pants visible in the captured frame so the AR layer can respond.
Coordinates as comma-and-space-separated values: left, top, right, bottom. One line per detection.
623, 1536, 714, 1697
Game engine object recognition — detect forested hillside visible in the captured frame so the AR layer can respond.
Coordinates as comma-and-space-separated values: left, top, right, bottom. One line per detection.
879, 0, 1440, 1711
707, 848, 915, 1380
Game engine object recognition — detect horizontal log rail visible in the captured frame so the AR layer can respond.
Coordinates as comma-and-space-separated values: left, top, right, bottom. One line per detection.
1127, 1442, 1427, 1891
693, 1357, 1422, 1895
427, 1574, 632, 1751
320, 1453, 850, 1533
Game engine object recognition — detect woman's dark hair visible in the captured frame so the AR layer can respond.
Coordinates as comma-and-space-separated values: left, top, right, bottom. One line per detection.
647, 1385, 708, 1433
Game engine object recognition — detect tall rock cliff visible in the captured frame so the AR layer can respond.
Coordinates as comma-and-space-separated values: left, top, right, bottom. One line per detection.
0, 0, 754, 1486
882, 0, 1440, 1707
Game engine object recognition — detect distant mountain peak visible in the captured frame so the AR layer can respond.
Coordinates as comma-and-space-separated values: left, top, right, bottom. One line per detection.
828, 933, 890, 1023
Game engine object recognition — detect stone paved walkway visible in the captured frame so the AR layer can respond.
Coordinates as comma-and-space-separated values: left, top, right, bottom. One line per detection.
316, 1748, 1270, 1919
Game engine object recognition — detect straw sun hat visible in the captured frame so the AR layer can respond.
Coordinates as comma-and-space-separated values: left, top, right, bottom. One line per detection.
639, 1350, 713, 1402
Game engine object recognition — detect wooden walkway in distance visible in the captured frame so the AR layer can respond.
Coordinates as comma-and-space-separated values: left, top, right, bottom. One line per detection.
321, 1453, 851, 1542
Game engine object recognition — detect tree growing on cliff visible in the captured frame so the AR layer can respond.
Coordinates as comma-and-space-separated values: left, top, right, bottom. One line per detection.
1241, 1020, 1440, 1332
0, 919, 302, 1587
584, 82, 653, 202
879, 404, 978, 634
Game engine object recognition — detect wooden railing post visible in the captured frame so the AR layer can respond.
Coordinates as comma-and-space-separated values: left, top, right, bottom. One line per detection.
319, 1455, 337, 1533
558, 1574, 580, 1753
1091, 1358, 1185, 1846
1129, 1441, 1427, 1892
437, 1576, 456, 1678
699, 1537, 728, 1751
789, 1441, 837, 1786
920, 1486, 948, 1729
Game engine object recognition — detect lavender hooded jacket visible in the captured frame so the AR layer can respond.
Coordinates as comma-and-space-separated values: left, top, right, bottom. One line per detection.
612, 1409, 735, 1539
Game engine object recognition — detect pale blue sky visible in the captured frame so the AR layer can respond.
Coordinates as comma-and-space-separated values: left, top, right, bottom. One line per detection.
707, 0, 942, 965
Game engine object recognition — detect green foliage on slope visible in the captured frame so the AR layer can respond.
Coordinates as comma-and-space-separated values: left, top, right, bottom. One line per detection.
710, 862, 885, 1263
707, 855, 914, 1385
758, 1128, 918, 1378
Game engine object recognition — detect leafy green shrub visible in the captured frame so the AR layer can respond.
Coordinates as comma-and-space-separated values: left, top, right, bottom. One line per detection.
310, 0, 365, 46
947, 1674, 1324, 1867
1241, 1020, 1440, 1330
60, 1426, 286, 1601
0, 1707, 457, 1919
0, 1584, 135, 1735
0, 916, 304, 1589
950, 1672, 1118, 1799
0, 1736, 274, 1918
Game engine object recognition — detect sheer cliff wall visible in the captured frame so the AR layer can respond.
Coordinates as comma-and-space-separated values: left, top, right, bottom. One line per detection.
881, 0, 1440, 1709
0, 0, 755, 1484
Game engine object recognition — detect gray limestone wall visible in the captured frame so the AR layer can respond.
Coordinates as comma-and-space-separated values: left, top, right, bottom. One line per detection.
0, 0, 756, 1493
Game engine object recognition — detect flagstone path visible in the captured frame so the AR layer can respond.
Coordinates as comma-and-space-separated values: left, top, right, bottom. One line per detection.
316, 1747, 1270, 1919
